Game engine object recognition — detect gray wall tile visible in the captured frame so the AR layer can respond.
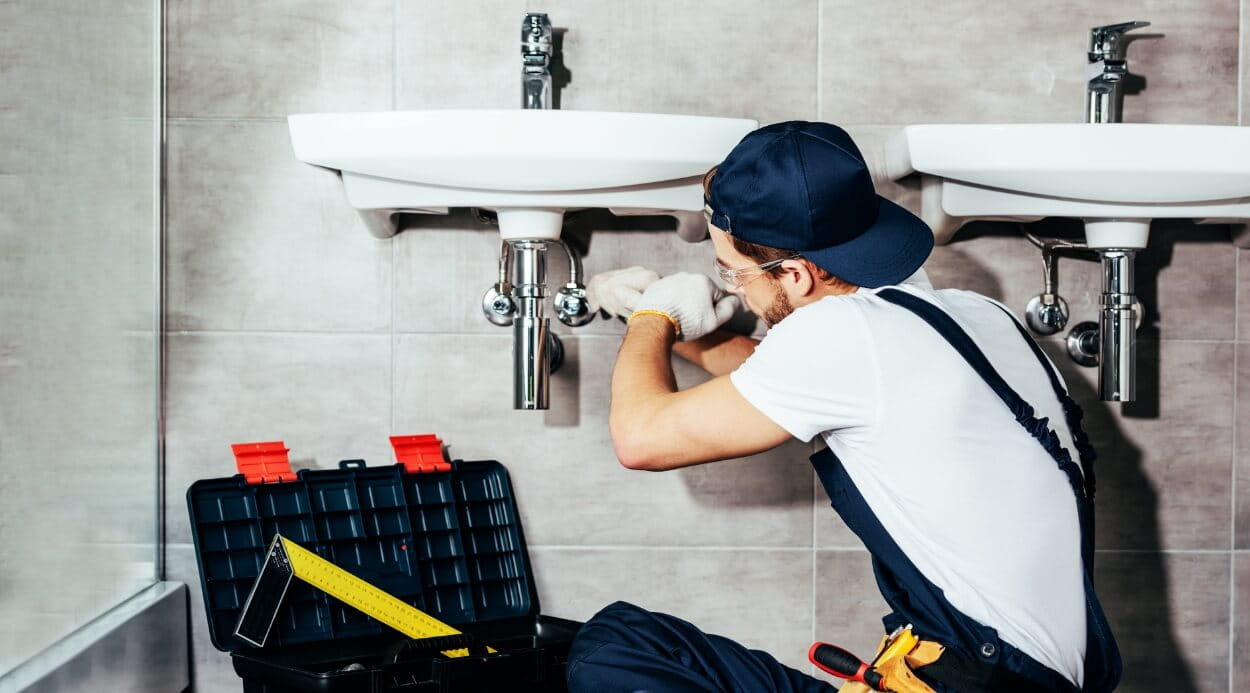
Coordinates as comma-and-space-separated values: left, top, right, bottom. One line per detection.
165, 333, 392, 545
812, 550, 891, 685
516, 0, 818, 123
1047, 340, 1235, 551
1240, 248, 1250, 342
531, 547, 815, 672
167, 544, 242, 693
2, 0, 155, 120
1238, 344, 1250, 549
166, 0, 393, 118
393, 334, 814, 547
820, 0, 1240, 125
393, 222, 515, 335
1236, 553, 1250, 691
1095, 552, 1230, 692
1244, 0, 1249, 126
166, 121, 392, 332
395, 0, 527, 110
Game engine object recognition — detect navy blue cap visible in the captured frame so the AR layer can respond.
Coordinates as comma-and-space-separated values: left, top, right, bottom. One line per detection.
706, 121, 933, 289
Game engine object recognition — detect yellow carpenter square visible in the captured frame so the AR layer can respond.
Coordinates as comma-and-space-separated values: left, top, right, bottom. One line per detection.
277, 536, 492, 658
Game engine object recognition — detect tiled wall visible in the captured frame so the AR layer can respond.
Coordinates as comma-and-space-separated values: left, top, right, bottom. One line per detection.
1, 0, 160, 674
162, 1, 1250, 691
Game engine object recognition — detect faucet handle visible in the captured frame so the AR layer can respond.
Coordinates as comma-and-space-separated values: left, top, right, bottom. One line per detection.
1088, 21, 1151, 61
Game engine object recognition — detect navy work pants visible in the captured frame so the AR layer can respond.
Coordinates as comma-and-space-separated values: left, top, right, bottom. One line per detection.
565, 601, 834, 693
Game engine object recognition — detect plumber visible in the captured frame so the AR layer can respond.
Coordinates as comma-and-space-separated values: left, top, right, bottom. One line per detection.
569, 121, 1121, 693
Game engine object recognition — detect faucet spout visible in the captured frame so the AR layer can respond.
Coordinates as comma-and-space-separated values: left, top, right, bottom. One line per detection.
521, 12, 553, 109
1083, 20, 1149, 123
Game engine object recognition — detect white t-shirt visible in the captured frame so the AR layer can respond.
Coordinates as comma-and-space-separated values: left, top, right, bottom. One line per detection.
729, 270, 1087, 686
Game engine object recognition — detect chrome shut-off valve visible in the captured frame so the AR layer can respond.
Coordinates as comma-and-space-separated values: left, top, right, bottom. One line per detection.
482, 241, 517, 326
1025, 294, 1069, 336
553, 283, 593, 326
482, 284, 516, 326
1022, 230, 1079, 336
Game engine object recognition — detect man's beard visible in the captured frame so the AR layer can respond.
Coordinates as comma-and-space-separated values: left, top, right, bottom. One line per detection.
761, 282, 794, 327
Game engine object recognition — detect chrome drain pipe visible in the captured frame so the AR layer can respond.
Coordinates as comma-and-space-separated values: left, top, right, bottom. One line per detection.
511, 240, 553, 410
1098, 249, 1137, 401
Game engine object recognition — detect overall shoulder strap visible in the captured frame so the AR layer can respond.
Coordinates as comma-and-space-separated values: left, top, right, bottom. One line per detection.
987, 303, 1100, 504
876, 288, 1095, 568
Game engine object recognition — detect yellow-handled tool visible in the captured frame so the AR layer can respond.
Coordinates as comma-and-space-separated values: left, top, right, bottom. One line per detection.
235, 534, 490, 658
810, 625, 943, 693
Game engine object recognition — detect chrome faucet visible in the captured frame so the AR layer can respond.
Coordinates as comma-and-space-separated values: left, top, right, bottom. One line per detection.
522, 12, 553, 110
1085, 21, 1149, 124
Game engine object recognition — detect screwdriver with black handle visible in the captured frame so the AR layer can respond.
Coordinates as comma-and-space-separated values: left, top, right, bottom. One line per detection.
808, 642, 887, 690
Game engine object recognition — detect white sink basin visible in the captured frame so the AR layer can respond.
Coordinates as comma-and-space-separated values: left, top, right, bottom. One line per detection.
288, 109, 758, 239
885, 124, 1250, 248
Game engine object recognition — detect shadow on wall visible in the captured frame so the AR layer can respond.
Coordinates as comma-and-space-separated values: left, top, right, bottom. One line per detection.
937, 226, 1199, 691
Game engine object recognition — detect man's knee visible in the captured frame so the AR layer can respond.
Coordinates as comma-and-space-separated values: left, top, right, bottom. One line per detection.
570, 601, 651, 655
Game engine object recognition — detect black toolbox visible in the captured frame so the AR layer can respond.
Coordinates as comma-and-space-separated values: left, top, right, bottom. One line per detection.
187, 436, 581, 692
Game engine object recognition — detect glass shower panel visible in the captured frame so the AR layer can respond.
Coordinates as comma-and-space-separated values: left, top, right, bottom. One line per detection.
0, 0, 160, 674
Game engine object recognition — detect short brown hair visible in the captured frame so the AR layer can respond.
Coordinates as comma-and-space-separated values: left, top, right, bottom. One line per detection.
703, 166, 854, 289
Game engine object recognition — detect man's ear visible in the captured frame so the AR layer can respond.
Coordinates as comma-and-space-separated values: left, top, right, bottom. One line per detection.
779, 259, 816, 297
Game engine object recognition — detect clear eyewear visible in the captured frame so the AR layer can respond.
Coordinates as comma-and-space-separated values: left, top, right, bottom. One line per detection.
713, 254, 800, 289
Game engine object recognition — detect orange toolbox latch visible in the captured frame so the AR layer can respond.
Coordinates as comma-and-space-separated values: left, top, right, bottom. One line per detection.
390, 434, 451, 473
231, 441, 298, 484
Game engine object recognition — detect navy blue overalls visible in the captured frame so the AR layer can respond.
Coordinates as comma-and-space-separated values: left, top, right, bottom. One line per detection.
566, 289, 1122, 693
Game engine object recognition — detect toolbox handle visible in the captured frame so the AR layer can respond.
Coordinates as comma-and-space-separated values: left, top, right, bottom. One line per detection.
390, 434, 452, 473
338, 459, 368, 470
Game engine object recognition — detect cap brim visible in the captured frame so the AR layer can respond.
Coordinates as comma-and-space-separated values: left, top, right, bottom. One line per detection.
799, 196, 934, 289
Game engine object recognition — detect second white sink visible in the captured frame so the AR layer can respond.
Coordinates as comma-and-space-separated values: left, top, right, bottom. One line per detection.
885, 123, 1250, 247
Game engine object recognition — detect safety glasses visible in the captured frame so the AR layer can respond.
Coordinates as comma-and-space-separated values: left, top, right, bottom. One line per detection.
712, 254, 800, 289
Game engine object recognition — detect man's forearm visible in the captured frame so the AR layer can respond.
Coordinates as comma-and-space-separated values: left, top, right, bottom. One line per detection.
672, 329, 760, 376
609, 315, 678, 459
611, 315, 678, 408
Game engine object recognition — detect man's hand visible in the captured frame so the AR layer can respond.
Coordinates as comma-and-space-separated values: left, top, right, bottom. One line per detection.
633, 273, 739, 342
586, 266, 661, 318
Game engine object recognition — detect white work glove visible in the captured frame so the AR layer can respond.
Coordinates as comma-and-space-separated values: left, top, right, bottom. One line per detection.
632, 272, 740, 341
586, 266, 661, 319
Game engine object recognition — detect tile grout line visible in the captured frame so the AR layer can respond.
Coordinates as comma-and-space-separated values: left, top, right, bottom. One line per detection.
390, 238, 397, 437
1239, 0, 1245, 126
528, 545, 830, 552
389, 0, 397, 436
163, 329, 1250, 344
811, 464, 818, 665
815, 0, 823, 121
1232, 346, 1238, 693
392, 0, 398, 111
1095, 548, 1240, 555
1232, 240, 1239, 692
810, 1, 824, 669
160, 540, 1250, 553
1235, 23, 1242, 679
166, 116, 287, 124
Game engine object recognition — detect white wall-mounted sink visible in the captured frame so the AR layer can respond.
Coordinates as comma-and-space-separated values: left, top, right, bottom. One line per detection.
288, 109, 758, 240
885, 124, 1250, 248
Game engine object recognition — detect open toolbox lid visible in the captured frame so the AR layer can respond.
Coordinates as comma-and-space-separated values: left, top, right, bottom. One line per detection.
187, 436, 540, 653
